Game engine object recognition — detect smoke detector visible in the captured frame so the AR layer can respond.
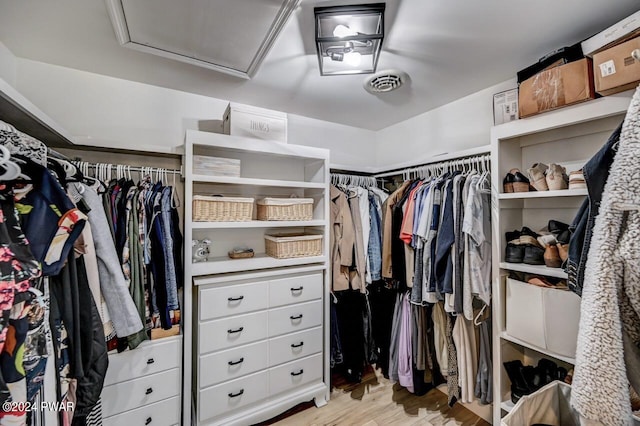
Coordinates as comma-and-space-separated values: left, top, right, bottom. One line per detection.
363, 69, 408, 94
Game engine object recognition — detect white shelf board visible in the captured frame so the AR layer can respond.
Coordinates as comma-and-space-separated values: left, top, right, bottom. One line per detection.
500, 399, 515, 413
491, 90, 633, 141
186, 130, 329, 161
500, 332, 576, 364
500, 262, 568, 279
191, 253, 327, 276
191, 174, 325, 188
191, 220, 326, 229
499, 188, 587, 200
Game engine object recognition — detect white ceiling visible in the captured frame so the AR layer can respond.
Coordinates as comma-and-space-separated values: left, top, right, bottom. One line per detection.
0, 1, 638, 131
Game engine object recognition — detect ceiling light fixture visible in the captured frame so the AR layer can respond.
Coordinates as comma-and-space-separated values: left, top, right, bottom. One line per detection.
314, 3, 385, 76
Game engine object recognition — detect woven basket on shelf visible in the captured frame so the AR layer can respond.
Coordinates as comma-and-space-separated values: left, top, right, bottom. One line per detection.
264, 233, 322, 259
257, 198, 314, 221
192, 195, 254, 222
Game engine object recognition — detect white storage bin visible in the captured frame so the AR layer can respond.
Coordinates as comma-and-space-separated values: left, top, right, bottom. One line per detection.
505, 278, 581, 358
223, 103, 287, 143
193, 155, 240, 177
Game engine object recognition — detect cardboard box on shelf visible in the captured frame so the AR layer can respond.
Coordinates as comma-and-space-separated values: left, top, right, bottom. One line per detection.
593, 36, 640, 96
493, 88, 519, 125
518, 58, 595, 118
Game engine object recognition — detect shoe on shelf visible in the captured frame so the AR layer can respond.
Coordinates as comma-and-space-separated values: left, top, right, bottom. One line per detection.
506, 229, 521, 244
556, 229, 571, 245
548, 220, 569, 235
523, 245, 545, 265
519, 226, 541, 247
503, 171, 515, 193
506, 244, 525, 263
537, 234, 557, 247
546, 163, 569, 190
528, 276, 555, 287
527, 162, 549, 191
557, 243, 569, 262
544, 244, 562, 268
510, 168, 531, 192
569, 169, 586, 190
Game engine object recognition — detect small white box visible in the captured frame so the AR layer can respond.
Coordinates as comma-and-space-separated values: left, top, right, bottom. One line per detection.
223, 103, 288, 143
506, 278, 581, 358
581, 10, 640, 57
193, 155, 240, 177
493, 89, 519, 125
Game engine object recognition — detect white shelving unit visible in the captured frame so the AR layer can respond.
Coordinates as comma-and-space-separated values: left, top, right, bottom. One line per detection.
183, 131, 330, 425
490, 91, 633, 424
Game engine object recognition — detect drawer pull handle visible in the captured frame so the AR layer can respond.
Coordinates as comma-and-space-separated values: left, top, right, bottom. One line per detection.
291, 369, 304, 377
145, 417, 152, 425
146, 358, 155, 364
290, 286, 304, 292
227, 295, 244, 302
291, 342, 304, 348
228, 327, 244, 334
290, 314, 303, 320
228, 357, 245, 366
145, 387, 153, 395
228, 389, 245, 398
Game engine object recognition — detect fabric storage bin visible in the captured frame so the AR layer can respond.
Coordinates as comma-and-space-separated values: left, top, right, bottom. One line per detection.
192, 195, 254, 222
505, 278, 581, 358
257, 198, 314, 221
193, 155, 240, 177
264, 233, 322, 259
502, 381, 579, 425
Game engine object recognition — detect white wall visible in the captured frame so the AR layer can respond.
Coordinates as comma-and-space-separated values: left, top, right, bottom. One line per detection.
0, 42, 16, 86
376, 79, 516, 169
13, 58, 377, 167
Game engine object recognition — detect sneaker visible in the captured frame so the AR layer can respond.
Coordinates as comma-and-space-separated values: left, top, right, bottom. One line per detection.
569, 169, 586, 190
527, 162, 549, 191
546, 164, 569, 191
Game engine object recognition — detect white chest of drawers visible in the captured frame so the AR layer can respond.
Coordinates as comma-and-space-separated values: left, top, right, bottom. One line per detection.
101, 336, 182, 426
194, 268, 328, 425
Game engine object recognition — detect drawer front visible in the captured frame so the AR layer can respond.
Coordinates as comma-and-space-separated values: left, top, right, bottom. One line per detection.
268, 354, 323, 397
199, 310, 268, 354
269, 273, 323, 308
200, 281, 269, 321
268, 300, 322, 337
104, 338, 181, 386
102, 368, 180, 417
199, 340, 269, 388
269, 326, 323, 367
199, 371, 268, 422
103, 396, 180, 426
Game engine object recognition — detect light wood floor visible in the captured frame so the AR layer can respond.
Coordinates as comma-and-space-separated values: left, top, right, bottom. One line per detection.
270, 369, 491, 426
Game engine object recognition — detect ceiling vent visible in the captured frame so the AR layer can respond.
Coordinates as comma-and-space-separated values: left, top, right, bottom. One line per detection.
363, 69, 407, 94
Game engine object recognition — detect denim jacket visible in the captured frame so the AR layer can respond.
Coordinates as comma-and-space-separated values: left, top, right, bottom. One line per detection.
567, 122, 622, 295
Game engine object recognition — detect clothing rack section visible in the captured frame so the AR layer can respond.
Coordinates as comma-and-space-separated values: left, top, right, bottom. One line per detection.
73, 161, 182, 182
330, 172, 377, 188
330, 152, 493, 423
375, 153, 491, 179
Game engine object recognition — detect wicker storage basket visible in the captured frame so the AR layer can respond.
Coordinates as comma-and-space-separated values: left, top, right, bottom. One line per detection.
265, 233, 322, 259
257, 198, 314, 221
192, 195, 254, 222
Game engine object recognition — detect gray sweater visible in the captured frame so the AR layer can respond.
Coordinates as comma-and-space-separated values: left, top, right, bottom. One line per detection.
70, 183, 144, 337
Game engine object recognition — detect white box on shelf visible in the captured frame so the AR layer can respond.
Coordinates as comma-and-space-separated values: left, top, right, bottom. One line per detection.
193, 155, 240, 177
223, 102, 288, 143
505, 278, 581, 358
581, 10, 640, 57
493, 88, 519, 125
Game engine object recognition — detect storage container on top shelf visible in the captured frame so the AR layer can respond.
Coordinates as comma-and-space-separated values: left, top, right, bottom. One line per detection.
223, 103, 288, 144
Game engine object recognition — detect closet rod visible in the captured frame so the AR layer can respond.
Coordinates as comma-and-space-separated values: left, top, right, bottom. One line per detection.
73, 162, 183, 175
373, 152, 491, 178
